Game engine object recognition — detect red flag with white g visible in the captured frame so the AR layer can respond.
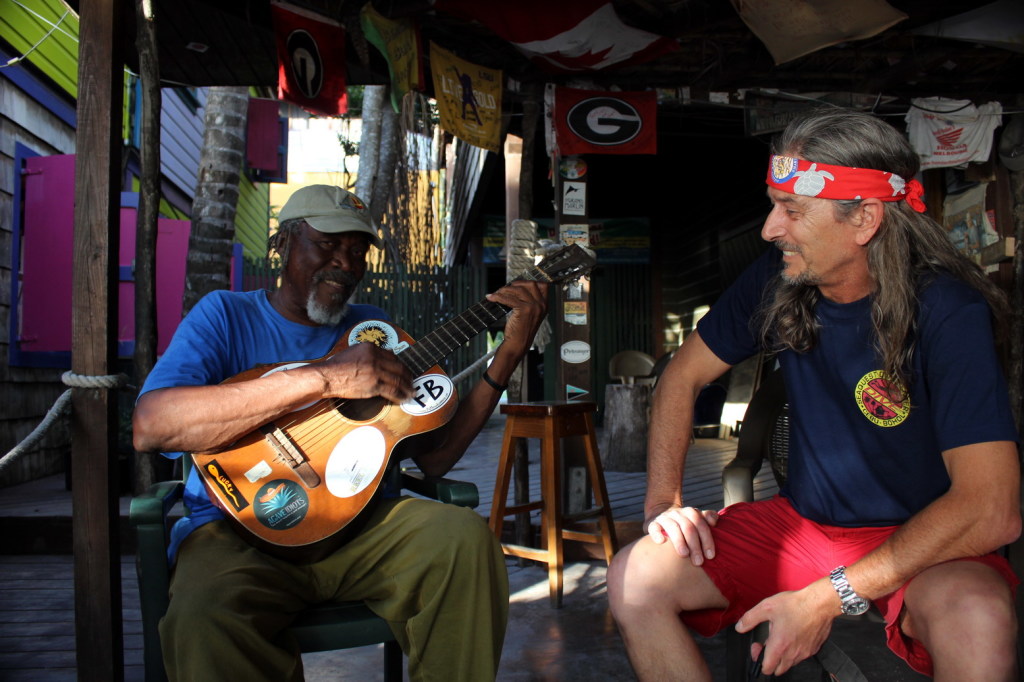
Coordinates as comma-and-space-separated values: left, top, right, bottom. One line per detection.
272, 3, 347, 116
549, 86, 657, 156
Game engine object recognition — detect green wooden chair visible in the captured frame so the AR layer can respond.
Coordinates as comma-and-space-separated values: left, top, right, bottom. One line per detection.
130, 465, 479, 682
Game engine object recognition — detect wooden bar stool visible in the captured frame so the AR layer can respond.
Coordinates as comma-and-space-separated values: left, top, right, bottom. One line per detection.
489, 401, 618, 607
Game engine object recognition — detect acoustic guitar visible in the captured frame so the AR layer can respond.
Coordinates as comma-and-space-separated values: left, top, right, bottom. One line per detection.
192, 244, 596, 562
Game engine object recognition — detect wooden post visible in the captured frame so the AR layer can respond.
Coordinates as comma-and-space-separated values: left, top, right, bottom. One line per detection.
133, 0, 163, 493
72, 0, 124, 679
514, 91, 541, 549
553, 156, 592, 400
504, 131, 539, 552
553, 156, 593, 512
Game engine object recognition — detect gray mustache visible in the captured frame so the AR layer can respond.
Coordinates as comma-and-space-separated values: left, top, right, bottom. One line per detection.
314, 270, 360, 286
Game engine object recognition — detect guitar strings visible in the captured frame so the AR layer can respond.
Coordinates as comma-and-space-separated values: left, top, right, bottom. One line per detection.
253, 254, 582, 462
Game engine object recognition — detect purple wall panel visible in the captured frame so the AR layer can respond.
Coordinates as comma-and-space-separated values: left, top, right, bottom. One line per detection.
18, 154, 190, 359
117, 210, 191, 355
21, 154, 76, 353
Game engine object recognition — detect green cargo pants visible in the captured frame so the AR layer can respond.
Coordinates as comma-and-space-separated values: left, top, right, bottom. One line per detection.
160, 496, 509, 681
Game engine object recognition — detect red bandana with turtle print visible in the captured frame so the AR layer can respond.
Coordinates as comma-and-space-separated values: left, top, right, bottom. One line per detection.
766, 155, 927, 213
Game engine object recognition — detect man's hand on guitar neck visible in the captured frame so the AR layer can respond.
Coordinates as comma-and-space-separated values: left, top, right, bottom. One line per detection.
413, 280, 548, 478
484, 280, 549, 365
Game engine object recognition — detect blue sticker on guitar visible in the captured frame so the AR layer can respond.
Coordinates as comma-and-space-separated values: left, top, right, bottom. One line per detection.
253, 479, 309, 531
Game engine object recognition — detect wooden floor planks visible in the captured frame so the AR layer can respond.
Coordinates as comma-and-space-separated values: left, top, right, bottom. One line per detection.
0, 414, 776, 680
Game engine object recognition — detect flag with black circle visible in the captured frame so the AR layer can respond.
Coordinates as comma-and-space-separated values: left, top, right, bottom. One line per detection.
272, 3, 348, 116
549, 85, 656, 156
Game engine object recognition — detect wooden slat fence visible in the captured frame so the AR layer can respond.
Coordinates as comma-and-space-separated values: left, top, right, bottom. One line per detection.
358, 263, 490, 388
240, 255, 279, 293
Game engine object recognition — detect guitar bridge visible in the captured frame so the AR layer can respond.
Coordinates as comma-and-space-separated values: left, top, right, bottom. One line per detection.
260, 424, 322, 489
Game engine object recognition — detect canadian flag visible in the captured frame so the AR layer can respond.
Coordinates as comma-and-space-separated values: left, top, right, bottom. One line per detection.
431, 0, 677, 72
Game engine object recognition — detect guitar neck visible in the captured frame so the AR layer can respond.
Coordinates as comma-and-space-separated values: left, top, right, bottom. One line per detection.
396, 265, 551, 376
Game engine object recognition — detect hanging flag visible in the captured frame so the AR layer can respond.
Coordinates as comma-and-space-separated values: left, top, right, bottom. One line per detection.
272, 3, 347, 116
730, 0, 906, 64
548, 85, 657, 156
429, 42, 502, 153
360, 4, 424, 112
431, 0, 676, 72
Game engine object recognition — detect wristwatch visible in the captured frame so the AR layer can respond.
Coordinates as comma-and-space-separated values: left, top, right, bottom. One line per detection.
829, 566, 870, 616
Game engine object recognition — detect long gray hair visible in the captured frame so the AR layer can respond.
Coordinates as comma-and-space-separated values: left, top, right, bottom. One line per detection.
758, 108, 1007, 397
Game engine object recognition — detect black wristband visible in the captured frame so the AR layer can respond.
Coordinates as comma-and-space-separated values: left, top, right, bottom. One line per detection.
481, 371, 508, 393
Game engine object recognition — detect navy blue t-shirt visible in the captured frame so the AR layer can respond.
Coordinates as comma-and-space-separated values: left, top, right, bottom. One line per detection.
139, 289, 390, 559
698, 249, 1017, 527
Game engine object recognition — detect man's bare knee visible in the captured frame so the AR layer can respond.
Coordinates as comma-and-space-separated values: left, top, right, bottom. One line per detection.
902, 561, 1017, 681
608, 535, 727, 621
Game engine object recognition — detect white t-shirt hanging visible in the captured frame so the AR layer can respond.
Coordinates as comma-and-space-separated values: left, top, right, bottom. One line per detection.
906, 98, 1002, 170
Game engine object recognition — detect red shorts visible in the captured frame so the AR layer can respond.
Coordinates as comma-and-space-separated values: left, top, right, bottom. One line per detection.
682, 495, 1019, 676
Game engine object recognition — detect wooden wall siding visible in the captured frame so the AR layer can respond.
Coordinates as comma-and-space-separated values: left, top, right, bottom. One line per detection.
234, 172, 271, 259
0, 80, 77, 156
0, 85, 77, 486
0, 0, 80, 99
156, 87, 206, 198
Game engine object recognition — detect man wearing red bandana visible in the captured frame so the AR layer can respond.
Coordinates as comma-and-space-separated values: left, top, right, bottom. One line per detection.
609, 109, 1019, 681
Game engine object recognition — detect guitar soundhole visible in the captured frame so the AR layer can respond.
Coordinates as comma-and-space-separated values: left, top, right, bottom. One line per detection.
334, 397, 387, 422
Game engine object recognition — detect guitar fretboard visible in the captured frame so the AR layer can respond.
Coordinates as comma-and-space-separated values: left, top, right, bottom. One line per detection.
395, 265, 551, 376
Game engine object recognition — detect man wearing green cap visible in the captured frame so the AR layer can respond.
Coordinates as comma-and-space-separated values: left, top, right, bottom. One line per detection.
133, 185, 549, 681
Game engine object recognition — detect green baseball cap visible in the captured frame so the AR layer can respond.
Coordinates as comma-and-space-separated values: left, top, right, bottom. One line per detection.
279, 185, 383, 247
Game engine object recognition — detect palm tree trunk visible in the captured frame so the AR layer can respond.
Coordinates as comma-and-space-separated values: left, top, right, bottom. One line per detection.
354, 85, 385, 205
183, 86, 249, 316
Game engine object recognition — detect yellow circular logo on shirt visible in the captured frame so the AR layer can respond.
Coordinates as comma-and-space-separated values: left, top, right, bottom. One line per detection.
855, 370, 910, 427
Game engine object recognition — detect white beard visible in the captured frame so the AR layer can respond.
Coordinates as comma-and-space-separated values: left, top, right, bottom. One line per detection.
306, 290, 351, 326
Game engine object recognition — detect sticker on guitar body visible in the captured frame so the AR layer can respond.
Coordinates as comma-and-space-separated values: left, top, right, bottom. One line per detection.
325, 426, 388, 498
401, 373, 454, 416
323, 374, 454, 498
253, 479, 309, 530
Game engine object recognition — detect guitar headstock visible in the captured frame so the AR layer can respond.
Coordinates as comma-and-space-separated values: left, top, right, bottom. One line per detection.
530, 244, 596, 285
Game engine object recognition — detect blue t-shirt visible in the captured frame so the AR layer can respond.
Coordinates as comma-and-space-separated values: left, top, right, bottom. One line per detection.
139, 289, 389, 559
698, 249, 1018, 527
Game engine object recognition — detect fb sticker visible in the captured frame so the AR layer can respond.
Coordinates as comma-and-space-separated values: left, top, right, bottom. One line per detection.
401, 374, 454, 416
